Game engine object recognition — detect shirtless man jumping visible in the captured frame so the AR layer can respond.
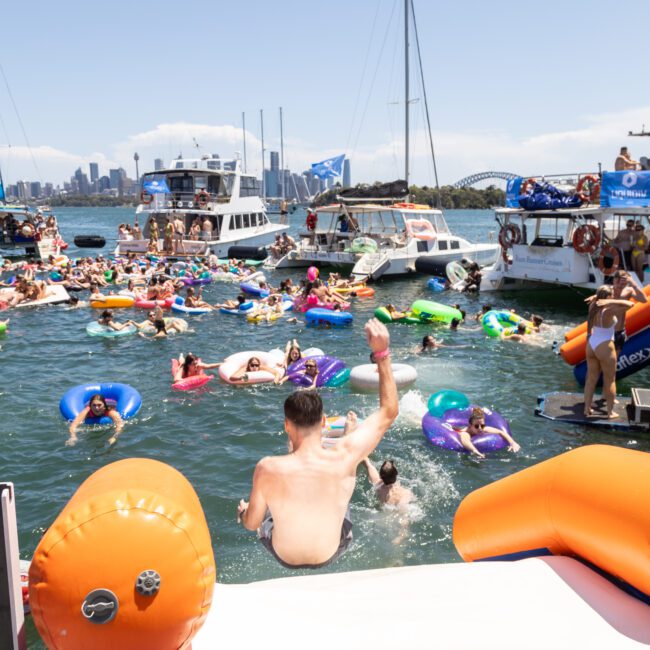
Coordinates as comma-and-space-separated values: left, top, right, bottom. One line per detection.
237, 319, 398, 568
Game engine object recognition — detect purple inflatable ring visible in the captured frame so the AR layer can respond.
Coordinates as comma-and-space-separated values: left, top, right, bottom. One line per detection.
287, 355, 346, 387
182, 276, 212, 286
422, 405, 511, 454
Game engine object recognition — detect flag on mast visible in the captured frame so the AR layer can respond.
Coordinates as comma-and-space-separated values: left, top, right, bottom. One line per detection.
311, 154, 345, 179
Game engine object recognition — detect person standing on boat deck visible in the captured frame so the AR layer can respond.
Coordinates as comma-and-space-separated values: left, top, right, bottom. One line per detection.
614, 220, 636, 272
148, 217, 159, 249
173, 215, 186, 254
630, 223, 648, 283
280, 199, 288, 224
238, 319, 398, 569
615, 147, 641, 171
201, 216, 213, 241
164, 218, 174, 254
132, 221, 142, 240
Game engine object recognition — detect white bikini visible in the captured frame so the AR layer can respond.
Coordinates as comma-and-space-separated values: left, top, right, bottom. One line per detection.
588, 309, 617, 351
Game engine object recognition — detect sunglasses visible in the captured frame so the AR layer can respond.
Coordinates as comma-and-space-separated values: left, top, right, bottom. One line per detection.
472, 422, 485, 430
249, 362, 260, 368
305, 364, 317, 369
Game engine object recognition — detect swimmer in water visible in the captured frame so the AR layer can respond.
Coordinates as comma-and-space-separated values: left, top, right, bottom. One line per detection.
414, 334, 468, 353
278, 357, 319, 387
66, 393, 124, 447
97, 309, 134, 332
362, 456, 414, 507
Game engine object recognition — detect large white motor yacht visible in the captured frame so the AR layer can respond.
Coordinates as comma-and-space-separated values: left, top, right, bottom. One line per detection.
115, 155, 284, 258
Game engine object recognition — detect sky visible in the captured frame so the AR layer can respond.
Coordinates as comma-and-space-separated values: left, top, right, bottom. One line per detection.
1, 0, 649, 188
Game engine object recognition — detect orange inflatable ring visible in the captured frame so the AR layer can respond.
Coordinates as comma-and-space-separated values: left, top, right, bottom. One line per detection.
306, 212, 318, 230
598, 244, 620, 276
501, 247, 511, 266
195, 190, 210, 209
519, 177, 536, 195
498, 224, 521, 249
576, 175, 600, 204
572, 224, 601, 254
393, 202, 416, 209
453, 445, 650, 600
29, 458, 215, 649
140, 190, 153, 205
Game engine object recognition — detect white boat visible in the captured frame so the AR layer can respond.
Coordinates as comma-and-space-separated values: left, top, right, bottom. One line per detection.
480, 172, 650, 292
267, 198, 499, 281
114, 155, 284, 259
0, 205, 67, 261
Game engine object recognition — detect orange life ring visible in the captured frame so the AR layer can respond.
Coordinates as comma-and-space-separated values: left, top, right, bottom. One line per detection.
140, 190, 153, 205
576, 175, 600, 204
393, 202, 416, 209
519, 177, 536, 195
195, 190, 210, 208
598, 245, 620, 276
572, 224, 601, 254
501, 247, 511, 266
498, 224, 521, 249
306, 212, 318, 231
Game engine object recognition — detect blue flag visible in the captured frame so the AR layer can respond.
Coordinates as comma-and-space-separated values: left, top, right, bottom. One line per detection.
505, 176, 523, 208
143, 178, 170, 194
600, 171, 650, 207
311, 154, 345, 179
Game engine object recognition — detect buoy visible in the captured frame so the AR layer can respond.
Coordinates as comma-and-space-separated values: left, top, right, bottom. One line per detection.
307, 266, 319, 282
29, 458, 215, 649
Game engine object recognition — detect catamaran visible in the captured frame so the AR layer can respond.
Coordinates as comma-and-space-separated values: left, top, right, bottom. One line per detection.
266, 191, 498, 280
114, 154, 284, 258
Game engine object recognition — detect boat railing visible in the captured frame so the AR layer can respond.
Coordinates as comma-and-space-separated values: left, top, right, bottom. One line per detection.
141, 192, 231, 211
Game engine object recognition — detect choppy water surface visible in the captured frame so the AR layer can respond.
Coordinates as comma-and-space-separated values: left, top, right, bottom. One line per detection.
2, 207, 648, 601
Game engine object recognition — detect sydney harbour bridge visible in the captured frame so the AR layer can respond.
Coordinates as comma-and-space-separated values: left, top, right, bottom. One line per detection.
451, 171, 519, 189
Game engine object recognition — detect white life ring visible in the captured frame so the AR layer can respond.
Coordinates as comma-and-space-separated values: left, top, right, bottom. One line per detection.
349, 363, 417, 391
218, 349, 284, 385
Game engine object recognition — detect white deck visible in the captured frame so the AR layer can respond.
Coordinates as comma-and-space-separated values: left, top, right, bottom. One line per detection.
194, 558, 650, 649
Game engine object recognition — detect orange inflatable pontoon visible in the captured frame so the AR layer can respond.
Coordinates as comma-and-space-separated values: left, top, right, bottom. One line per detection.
560, 284, 650, 365
453, 445, 650, 601
29, 458, 216, 650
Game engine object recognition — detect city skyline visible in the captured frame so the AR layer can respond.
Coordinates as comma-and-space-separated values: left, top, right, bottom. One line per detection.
1, 1, 649, 187
3, 151, 350, 203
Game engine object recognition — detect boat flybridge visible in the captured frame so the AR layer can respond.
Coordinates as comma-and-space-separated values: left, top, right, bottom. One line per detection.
267, 197, 499, 281
114, 155, 283, 258
481, 170, 650, 292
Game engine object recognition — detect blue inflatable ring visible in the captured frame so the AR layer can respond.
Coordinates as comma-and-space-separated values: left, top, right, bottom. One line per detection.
59, 382, 142, 424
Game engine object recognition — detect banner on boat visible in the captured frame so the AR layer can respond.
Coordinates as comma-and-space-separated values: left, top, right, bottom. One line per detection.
311, 154, 345, 179
600, 171, 650, 208
142, 178, 170, 194
505, 177, 523, 208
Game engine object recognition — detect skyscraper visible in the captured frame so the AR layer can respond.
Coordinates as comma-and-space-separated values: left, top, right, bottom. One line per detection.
74, 168, 90, 195
269, 151, 279, 171
343, 158, 351, 187
154, 158, 164, 171
89, 162, 99, 183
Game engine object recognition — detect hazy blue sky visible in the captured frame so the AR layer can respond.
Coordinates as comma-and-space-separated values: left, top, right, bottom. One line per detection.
1, 0, 649, 186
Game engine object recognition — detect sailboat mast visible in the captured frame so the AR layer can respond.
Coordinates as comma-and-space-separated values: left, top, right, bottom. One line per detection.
404, 0, 409, 188
280, 106, 285, 200
260, 109, 265, 200
242, 112, 247, 173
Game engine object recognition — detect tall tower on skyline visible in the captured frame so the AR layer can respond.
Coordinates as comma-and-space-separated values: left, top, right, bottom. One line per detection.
89, 162, 99, 183
269, 151, 279, 171
154, 158, 164, 171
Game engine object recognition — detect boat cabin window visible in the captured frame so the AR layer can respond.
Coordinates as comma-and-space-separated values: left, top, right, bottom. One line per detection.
243, 214, 250, 228
450, 240, 460, 250
364, 210, 394, 234
240, 176, 258, 198
532, 217, 566, 247
207, 160, 221, 170
433, 214, 450, 234
194, 176, 208, 191
438, 240, 448, 250
169, 175, 194, 193
235, 214, 242, 229
258, 213, 267, 225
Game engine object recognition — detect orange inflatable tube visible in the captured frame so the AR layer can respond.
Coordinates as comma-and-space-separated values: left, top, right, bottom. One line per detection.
560, 286, 650, 365
453, 445, 650, 600
29, 458, 216, 650
563, 284, 650, 343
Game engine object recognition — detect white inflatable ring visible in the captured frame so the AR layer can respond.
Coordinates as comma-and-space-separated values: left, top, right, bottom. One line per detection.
219, 349, 284, 385
349, 363, 417, 391
446, 261, 468, 285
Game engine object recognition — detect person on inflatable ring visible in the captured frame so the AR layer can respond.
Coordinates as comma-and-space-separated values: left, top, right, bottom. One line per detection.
458, 407, 520, 459
174, 352, 221, 383
278, 356, 319, 388
66, 394, 124, 447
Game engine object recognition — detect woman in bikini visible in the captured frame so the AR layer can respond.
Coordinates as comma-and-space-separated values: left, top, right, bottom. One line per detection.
583, 285, 634, 418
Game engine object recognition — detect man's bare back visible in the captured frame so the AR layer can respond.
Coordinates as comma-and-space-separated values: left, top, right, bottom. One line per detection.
238, 320, 398, 568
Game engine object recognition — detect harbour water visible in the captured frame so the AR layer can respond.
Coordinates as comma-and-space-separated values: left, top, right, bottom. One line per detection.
2, 208, 648, 644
